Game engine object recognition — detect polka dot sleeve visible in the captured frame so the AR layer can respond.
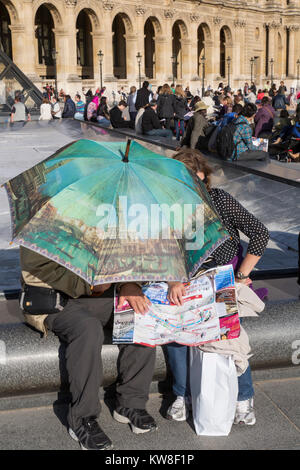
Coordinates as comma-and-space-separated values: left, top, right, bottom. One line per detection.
209, 188, 270, 261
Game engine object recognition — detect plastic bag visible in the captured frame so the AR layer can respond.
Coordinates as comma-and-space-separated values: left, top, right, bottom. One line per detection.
190, 349, 238, 436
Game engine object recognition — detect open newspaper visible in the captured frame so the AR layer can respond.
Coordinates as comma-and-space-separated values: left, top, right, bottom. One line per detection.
113, 265, 240, 347
252, 137, 269, 152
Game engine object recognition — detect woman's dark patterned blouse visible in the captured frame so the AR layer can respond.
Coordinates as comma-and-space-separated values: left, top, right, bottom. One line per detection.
208, 187, 269, 265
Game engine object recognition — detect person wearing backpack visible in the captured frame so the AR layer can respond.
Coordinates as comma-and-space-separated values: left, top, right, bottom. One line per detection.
231, 103, 269, 161
210, 104, 243, 154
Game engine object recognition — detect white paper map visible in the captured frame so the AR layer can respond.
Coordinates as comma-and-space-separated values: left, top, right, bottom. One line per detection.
113, 265, 240, 347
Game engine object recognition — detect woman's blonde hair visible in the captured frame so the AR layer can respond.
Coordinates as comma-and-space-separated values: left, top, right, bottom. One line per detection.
175, 85, 186, 98
172, 148, 213, 190
159, 83, 173, 95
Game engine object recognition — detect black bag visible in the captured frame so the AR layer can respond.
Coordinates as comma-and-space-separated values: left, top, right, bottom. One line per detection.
19, 285, 69, 315
216, 121, 239, 160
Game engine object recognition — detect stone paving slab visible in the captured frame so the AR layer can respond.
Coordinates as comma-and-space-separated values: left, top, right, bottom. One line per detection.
0, 383, 299, 450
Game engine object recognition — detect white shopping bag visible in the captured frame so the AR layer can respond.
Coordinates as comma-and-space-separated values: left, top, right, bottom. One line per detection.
190, 348, 238, 436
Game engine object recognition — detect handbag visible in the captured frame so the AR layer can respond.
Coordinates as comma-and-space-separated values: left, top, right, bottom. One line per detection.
190, 349, 238, 436
19, 284, 69, 315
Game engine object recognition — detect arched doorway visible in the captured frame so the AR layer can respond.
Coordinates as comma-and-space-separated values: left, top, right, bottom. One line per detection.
0, 1, 12, 58
197, 25, 205, 76
112, 14, 126, 79
220, 26, 232, 79
35, 5, 55, 78
220, 28, 226, 78
144, 18, 155, 79
76, 10, 93, 79
172, 21, 187, 80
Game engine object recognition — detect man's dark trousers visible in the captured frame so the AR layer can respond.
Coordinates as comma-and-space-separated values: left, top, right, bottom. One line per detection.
45, 286, 156, 431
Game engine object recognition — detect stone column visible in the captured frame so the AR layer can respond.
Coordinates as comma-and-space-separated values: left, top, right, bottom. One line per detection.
288, 26, 299, 78
188, 18, 199, 82
211, 18, 222, 84
163, 10, 175, 81
11, 1, 36, 78
91, 31, 106, 87
63, 3, 81, 89
155, 36, 168, 83
180, 38, 192, 83
134, 7, 147, 80
124, 34, 138, 83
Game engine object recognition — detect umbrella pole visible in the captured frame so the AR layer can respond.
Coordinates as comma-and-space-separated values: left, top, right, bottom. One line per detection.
123, 139, 132, 163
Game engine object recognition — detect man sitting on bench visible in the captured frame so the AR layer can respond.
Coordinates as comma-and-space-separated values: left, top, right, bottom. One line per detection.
109, 100, 135, 129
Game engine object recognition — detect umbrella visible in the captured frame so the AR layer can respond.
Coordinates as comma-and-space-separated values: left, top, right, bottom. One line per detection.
4, 139, 229, 285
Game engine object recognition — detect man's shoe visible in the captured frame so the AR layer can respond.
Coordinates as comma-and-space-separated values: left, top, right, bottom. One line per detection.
113, 407, 158, 434
234, 397, 256, 425
166, 396, 189, 422
69, 416, 113, 450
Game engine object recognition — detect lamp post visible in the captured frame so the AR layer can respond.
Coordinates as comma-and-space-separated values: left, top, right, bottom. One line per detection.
250, 57, 255, 84
51, 48, 58, 97
136, 52, 142, 89
297, 59, 300, 91
97, 50, 104, 90
270, 58, 274, 85
200, 55, 206, 97
227, 56, 231, 89
171, 53, 177, 85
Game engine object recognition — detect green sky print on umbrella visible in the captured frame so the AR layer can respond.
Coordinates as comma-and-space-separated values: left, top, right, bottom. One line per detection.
4, 139, 229, 285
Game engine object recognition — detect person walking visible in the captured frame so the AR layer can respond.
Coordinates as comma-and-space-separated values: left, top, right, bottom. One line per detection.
127, 86, 138, 122
164, 148, 269, 426
272, 90, 287, 111
135, 81, 152, 111
173, 85, 188, 141
157, 84, 176, 130
141, 100, 173, 138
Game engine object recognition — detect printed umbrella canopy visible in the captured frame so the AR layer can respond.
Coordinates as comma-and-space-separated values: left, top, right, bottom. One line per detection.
4, 139, 229, 285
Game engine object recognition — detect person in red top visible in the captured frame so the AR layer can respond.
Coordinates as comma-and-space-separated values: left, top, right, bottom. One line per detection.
257, 89, 265, 101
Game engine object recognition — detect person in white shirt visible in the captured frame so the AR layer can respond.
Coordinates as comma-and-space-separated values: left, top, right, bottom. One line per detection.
51, 96, 62, 119
39, 98, 53, 120
202, 90, 216, 120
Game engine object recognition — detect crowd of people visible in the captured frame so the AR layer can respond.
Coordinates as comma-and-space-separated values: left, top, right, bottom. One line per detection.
8, 79, 300, 162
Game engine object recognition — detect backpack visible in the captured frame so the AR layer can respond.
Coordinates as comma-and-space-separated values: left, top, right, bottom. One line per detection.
216, 120, 242, 160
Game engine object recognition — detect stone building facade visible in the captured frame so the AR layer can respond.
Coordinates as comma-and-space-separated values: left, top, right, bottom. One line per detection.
1, 0, 300, 95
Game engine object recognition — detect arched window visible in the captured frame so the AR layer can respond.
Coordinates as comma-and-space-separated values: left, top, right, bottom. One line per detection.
172, 22, 182, 80
144, 19, 155, 79
76, 10, 93, 79
220, 28, 226, 77
0, 1, 12, 58
112, 15, 126, 79
35, 5, 55, 66
197, 26, 205, 76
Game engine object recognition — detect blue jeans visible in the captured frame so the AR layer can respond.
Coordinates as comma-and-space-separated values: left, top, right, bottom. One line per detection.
165, 343, 254, 401
97, 117, 111, 128
175, 119, 185, 141
145, 128, 173, 139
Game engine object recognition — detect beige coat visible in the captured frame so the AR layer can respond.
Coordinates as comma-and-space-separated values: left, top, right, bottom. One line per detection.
199, 283, 265, 375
